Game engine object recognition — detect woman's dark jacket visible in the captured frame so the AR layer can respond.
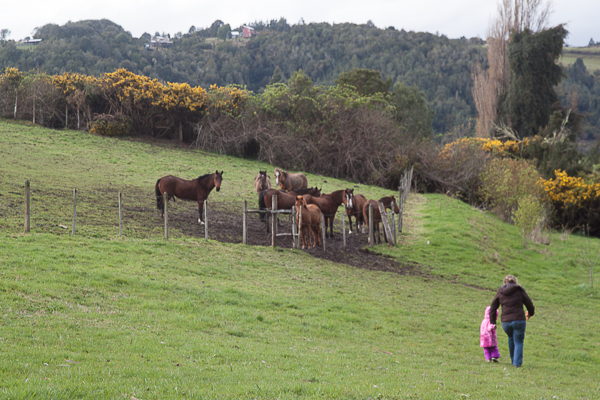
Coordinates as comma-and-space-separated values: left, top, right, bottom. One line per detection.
489, 283, 535, 325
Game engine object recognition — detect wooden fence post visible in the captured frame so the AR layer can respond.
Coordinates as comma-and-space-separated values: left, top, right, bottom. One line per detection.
243, 199, 247, 245
292, 205, 297, 249
271, 196, 277, 247
204, 200, 208, 241
72, 189, 77, 235
163, 191, 168, 240
369, 203, 374, 248
378, 202, 393, 246
342, 212, 346, 252
321, 213, 326, 252
391, 202, 397, 245
118, 192, 122, 237
24, 180, 30, 233
298, 205, 303, 249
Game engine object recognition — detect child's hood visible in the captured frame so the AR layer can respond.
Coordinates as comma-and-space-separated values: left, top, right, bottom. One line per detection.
484, 305, 498, 319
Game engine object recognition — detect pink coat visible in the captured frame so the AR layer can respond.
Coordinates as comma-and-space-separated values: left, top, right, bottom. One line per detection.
480, 306, 498, 347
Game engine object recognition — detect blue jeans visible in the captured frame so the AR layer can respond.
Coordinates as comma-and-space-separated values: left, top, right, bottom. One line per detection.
501, 320, 527, 367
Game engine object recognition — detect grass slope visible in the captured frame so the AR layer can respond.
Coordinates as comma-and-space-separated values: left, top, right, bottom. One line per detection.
1, 120, 599, 399
560, 46, 600, 72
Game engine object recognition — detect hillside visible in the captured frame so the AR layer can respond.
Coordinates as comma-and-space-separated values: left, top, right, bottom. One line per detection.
0, 120, 599, 398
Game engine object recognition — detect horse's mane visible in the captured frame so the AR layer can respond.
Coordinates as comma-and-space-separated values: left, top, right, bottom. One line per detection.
196, 173, 213, 181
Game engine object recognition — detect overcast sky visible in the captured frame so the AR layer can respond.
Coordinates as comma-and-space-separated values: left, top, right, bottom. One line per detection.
2, 0, 598, 47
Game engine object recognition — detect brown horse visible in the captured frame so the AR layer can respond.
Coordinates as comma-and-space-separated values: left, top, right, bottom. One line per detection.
363, 195, 400, 244
274, 168, 308, 191
155, 171, 223, 225
342, 188, 367, 234
302, 189, 345, 238
254, 170, 271, 194
295, 196, 322, 249
258, 187, 321, 231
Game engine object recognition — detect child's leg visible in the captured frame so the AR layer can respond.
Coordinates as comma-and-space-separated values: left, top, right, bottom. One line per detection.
490, 346, 501, 359
483, 347, 493, 360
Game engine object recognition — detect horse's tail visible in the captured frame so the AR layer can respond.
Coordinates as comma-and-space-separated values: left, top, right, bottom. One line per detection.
258, 191, 266, 222
155, 179, 163, 211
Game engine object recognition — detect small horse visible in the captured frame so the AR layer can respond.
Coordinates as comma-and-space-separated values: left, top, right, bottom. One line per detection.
274, 168, 308, 191
155, 171, 223, 225
363, 195, 400, 244
302, 189, 345, 238
258, 187, 321, 231
342, 188, 367, 234
254, 170, 271, 194
295, 196, 322, 249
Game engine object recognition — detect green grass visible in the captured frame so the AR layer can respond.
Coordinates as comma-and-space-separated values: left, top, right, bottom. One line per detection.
560, 46, 600, 72
1, 120, 599, 399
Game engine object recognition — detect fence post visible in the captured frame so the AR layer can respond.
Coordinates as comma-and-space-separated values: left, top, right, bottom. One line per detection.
298, 205, 303, 249
271, 196, 277, 247
118, 191, 122, 237
24, 180, 30, 233
72, 189, 77, 235
378, 202, 393, 246
204, 200, 208, 241
391, 202, 397, 245
369, 203, 374, 248
243, 199, 247, 245
321, 213, 326, 252
163, 191, 168, 240
292, 205, 297, 249
342, 212, 346, 251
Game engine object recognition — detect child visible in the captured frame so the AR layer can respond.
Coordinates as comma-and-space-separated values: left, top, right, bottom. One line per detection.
480, 306, 501, 362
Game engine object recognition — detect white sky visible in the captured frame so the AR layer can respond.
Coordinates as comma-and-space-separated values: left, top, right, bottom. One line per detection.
2, 0, 598, 47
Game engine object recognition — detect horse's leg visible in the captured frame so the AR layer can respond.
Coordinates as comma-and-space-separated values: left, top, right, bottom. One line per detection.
347, 213, 353, 234
198, 202, 204, 225
301, 227, 307, 249
329, 216, 334, 239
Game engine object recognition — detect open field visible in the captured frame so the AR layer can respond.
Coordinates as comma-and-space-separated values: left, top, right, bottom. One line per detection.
1, 120, 599, 399
560, 46, 600, 72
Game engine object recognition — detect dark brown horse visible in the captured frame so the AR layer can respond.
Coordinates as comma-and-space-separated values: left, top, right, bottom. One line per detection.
155, 171, 223, 225
342, 188, 367, 234
302, 189, 345, 238
295, 196, 322, 249
274, 168, 308, 191
363, 195, 400, 244
254, 170, 271, 194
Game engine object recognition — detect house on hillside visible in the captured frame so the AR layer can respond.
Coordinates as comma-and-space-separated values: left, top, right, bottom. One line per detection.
147, 35, 173, 50
17, 38, 42, 46
231, 31, 240, 39
242, 26, 256, 38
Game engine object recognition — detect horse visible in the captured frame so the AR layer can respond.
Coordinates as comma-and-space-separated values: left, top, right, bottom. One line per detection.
274, 168, 308, 191
363, 195, 400, 244
295, 196, 322, 249
155, 170, 223, 225
254, 170, 271, 194
302, 189, 345, 238
342, 188, 367, 234
258, 187, 321, 231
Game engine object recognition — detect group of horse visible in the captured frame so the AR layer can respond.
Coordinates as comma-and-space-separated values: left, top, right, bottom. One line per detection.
152, 168, 399, 248
255, 169, 400, 249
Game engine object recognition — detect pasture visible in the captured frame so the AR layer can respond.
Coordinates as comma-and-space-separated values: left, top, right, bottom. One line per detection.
560, 46, 600, 72
0, 119, 599, 399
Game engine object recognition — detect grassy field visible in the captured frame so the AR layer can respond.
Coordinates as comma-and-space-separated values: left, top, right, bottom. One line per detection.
560, 46, 600, 72
1, 120, 599, 399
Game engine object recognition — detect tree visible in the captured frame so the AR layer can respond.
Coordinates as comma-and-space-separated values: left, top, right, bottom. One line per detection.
217, 24, 231, 40
472, 0, 553, 138
269, 66, 283, 85
390, 82, 434, 138
209, 20, 224, 37
335, 68, 391, 96
0, 29, 10, 41
505, 25, 568, 137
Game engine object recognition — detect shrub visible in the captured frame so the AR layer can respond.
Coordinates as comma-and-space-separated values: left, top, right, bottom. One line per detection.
479, 158, 545, 223
513, 195, 549, 247
89, 114, 131, 137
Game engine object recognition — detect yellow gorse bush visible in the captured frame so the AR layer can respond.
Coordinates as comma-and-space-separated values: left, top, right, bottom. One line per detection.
541, 170, 600, 207
440, 137, 540, 160
52, 72, 97, 95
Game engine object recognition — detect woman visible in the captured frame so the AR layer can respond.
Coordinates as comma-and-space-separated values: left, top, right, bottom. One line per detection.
489, 275, 535, 368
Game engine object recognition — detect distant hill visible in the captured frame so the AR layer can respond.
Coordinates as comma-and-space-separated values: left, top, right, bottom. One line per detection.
0, 19, 486, 134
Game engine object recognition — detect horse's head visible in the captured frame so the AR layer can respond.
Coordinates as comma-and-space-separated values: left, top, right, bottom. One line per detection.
295, 195, 307, 209
214, 170, 223, 192
258, 170, 270, 191
274, 168, 286, 186
344, 188, 354, 209
391, 195, 400, 214
313, 187, 322, 197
